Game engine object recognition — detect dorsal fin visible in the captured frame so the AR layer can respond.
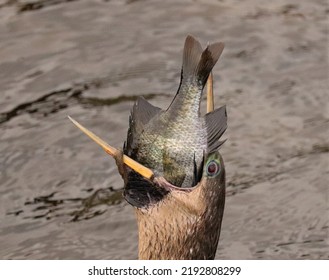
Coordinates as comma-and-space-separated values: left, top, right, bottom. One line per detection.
124, 97, 161, 156
132, 96, 161, 128
205, 105, 227, 152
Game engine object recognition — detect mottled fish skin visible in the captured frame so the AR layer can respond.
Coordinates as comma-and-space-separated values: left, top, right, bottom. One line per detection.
137, 105, 206, 187
124, 35, 225, 188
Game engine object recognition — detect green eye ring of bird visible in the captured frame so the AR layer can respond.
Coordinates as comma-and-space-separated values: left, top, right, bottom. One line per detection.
206, 159, 221, 177
204, 151, 222, 178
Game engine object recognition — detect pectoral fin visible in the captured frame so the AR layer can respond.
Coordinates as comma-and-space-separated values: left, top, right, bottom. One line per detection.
205, 106, 227, 152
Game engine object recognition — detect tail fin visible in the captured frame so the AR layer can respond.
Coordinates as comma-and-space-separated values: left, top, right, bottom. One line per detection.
182, 35, 224, 88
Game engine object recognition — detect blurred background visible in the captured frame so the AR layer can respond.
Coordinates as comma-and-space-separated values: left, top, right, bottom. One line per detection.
0, 0, 328, 259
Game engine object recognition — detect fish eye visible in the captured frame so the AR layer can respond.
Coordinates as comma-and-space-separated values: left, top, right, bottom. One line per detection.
206, 160, 220, 177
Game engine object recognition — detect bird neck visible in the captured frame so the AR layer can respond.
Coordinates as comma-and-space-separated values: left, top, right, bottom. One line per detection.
135, 187, 225, 260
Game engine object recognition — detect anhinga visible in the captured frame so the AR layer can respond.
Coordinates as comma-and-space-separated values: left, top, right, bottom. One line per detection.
69, 35, 227, 259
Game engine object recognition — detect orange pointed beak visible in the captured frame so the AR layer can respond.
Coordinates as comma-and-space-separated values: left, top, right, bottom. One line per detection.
207, 72, 214, 113
68, 116, 154, 180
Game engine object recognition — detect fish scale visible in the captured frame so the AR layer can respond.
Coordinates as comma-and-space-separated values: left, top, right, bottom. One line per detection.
138, 114, 206, 186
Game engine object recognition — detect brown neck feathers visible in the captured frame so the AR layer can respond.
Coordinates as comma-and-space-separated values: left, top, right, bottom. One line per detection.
135, 183, 225, 260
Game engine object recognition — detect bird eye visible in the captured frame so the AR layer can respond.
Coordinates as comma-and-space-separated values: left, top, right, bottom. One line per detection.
206, 160, 220, 177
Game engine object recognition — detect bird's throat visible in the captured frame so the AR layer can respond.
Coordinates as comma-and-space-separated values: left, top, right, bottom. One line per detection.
135, 187, 225, 260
